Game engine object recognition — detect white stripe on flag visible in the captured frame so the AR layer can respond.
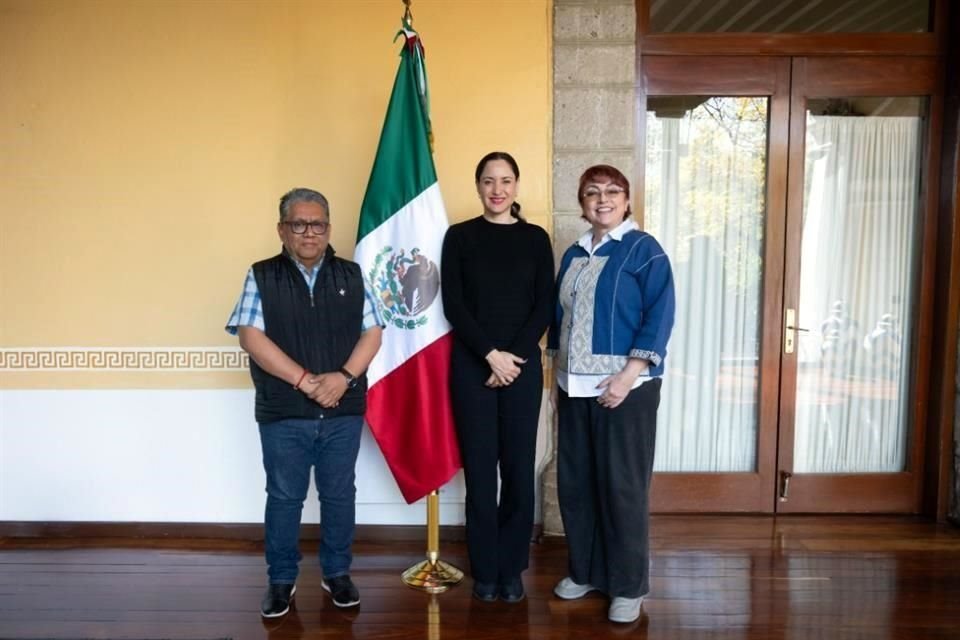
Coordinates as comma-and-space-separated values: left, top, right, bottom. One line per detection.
356, 183, 452, 387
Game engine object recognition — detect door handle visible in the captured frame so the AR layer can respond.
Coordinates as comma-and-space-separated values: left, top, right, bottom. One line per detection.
785, 308, 796, 354
784, 308, 811, 354
779, 471, 792, 501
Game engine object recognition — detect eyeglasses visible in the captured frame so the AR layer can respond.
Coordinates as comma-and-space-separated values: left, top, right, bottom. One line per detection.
283, 220, 330, 235
582, 186, 626, 200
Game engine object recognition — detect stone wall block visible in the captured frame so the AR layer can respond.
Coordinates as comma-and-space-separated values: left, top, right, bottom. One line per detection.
555, 4, 635, 42
541, 440, 564, 535
601, 3, 636, 39
554, 87, 605, 148
538, 394, 564, 536
554, 88, 635, 149
554, 5, 582, 42
598, 88, 636, 147
554, 45, 635, 85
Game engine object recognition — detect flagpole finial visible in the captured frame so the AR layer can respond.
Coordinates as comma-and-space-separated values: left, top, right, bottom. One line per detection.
403, 0, 413, 29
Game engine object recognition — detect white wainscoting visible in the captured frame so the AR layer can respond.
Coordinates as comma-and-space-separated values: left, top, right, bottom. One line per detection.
0, 390, 550, 525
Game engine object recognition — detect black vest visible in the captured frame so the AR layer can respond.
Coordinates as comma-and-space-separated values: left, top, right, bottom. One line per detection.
250, 247, 367, 423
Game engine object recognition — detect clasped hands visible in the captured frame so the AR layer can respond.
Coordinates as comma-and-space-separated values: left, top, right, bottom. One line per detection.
298, 372, 348, 408
484, 349, 526, 388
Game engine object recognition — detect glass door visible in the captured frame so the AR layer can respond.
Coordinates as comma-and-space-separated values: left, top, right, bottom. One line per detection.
776, 57, 938, 512
642, 56, 791, 512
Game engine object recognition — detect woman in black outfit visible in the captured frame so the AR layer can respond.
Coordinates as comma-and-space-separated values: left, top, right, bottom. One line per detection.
441, 151, 555, 602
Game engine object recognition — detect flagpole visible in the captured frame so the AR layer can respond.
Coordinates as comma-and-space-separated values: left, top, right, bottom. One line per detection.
396, 0, 462, 593
401, 491, 463, 592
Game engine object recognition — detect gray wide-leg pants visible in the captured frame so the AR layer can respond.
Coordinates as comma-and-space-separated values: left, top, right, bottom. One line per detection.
557, 378, 661, 598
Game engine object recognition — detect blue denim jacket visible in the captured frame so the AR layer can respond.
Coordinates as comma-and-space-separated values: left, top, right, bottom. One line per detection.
548, 230, 675, 377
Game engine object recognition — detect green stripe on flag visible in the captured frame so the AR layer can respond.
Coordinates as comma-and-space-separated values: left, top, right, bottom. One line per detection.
357, 36, 437, 242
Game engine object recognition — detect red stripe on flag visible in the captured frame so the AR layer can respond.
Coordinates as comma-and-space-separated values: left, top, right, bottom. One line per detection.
365, 333, 461, 504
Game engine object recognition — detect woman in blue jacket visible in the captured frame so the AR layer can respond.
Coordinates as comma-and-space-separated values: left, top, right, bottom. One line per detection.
548, 165, 675, 624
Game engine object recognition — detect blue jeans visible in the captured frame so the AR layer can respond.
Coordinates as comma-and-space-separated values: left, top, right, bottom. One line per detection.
258, 415, 363, 584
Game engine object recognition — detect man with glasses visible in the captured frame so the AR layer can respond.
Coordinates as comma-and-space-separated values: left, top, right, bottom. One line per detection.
226, 188, 384, 619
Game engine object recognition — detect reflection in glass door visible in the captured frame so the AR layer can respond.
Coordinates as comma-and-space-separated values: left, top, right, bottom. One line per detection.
792, 98, 925, 474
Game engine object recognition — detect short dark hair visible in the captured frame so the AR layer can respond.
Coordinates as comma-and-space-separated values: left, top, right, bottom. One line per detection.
278, 188, 329, 222
577, 165, 632, 220
475, 151, 523, 220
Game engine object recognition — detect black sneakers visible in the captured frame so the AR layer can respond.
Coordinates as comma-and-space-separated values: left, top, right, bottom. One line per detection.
262, 577, 358, 615
322, 575, 361, 608
260, 583, 296, 618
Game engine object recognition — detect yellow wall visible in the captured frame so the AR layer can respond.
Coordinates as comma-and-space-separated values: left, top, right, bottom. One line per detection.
0, 0, 552, 388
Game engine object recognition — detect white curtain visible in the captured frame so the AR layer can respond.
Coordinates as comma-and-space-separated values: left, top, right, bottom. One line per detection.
646, 98, 767, 472
793, 115, 921, 473
645, 104, 921, 474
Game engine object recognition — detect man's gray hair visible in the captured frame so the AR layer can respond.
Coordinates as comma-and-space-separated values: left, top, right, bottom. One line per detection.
278, 188, 329, 222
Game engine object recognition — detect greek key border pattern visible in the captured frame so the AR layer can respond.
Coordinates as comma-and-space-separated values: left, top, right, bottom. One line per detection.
0, 348, 249, 371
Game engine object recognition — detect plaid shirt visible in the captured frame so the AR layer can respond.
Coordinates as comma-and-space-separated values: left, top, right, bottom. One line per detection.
225, 258, 384, 335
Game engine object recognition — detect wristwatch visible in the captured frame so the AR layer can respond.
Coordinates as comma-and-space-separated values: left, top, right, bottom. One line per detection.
339, 367, 359, 389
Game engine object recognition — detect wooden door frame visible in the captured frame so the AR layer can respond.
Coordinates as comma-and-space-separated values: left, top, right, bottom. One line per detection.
925, 0, 960, 523
641, 56, 790, 513
778, 56, 943, 513
637, 0, 950, 55
634, 0, 958, 519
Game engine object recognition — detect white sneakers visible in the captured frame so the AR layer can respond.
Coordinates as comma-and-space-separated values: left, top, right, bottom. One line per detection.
553, 576, 597, 599
608, 596, 644, 623
554, 577, 645, 623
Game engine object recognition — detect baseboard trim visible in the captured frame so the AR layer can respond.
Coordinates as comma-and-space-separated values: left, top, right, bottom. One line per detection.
0, 521, 467, 543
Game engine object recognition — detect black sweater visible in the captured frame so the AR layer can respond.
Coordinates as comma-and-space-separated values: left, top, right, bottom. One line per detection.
440, 216, 555, 361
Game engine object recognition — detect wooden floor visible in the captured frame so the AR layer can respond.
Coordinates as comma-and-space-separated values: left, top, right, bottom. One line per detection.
1, 516, 959, 639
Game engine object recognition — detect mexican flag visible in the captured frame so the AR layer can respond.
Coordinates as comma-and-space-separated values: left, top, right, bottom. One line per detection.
354, 26, 461, 504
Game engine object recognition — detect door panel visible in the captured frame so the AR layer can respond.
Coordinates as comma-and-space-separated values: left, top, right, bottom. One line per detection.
643, 56, 790, 512
643, 55, 938, 513
776, 57, 938, 513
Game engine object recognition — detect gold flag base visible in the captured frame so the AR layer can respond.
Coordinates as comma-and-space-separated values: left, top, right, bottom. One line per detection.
401, 491, 464, 593
401, 558, 464, 593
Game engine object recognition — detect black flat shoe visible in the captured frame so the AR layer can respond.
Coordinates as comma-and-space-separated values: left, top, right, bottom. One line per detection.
472, 581, 498, 602
499, 577, 525, 603
260, 583, 296, 618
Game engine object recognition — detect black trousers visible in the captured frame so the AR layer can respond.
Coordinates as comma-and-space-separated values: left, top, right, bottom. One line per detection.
557, 378, 661, 598
451, 342, 542, 584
